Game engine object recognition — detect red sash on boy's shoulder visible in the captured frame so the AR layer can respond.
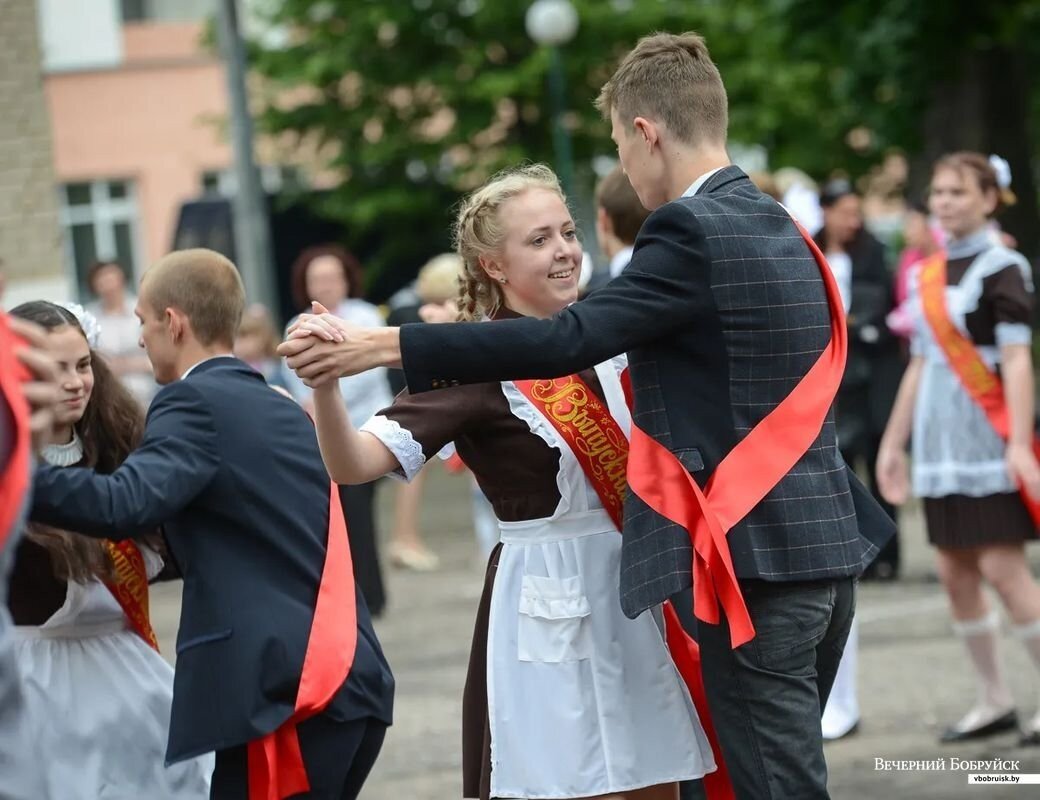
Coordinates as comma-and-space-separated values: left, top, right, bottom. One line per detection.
247, 482, 358, 800
622, 221, 848, 649
102, 540, 159, 650
918, 251, 1040, 527
0, 315, 31, 552
515, 374, 736, 800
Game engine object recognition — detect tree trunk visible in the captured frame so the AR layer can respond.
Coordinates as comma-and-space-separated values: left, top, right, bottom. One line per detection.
982, 48, 1038, 262
910, 47, 1038, 261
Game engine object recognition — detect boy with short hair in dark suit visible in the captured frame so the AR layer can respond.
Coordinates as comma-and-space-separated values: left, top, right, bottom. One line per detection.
31, 249, 393, 800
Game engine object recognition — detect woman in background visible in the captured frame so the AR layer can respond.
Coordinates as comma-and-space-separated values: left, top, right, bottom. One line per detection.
878, 153, 1040, 745
383, 253, 470, 571
85, 260, 157, 407
283, 244, 392, 616
815, 178, 903, 581
888, 200, 942, 340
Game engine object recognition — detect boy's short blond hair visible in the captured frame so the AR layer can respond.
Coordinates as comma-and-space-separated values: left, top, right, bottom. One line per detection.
596, 31, 728, 147
142, 248, 245, 347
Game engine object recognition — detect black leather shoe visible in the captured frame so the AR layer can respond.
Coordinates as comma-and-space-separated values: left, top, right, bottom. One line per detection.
1019, 730, 1040, 747
939, 710, 1018, 743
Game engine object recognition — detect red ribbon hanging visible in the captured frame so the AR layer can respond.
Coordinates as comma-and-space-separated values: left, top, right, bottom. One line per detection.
246, 483, 358, 800
0, 316, 32, 553
623, 221, 848, 648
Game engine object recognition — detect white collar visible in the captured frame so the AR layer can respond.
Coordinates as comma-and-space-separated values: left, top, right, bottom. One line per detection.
608, 245, 635, 278
42, 430, 84, 467
681, 166, 728, 198
181, 354, 235, 380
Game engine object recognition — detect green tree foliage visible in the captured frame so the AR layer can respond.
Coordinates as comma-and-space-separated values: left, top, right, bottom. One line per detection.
250, 0, 1040, 291
774, 0, 1040, 256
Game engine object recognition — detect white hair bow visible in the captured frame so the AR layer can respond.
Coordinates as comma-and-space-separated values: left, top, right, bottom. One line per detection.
989, 154, 1012, 190
59, 302, 102, 349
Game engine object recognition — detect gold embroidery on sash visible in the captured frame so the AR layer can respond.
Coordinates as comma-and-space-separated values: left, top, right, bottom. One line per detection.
103, 540, 159, 651
522, 376, 630, 513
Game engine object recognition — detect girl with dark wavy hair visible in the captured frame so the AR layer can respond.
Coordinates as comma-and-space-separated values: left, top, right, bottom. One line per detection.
6, 301, 211, 798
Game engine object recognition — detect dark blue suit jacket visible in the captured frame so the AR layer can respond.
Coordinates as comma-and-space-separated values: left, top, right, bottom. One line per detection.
30, 357, 394, 763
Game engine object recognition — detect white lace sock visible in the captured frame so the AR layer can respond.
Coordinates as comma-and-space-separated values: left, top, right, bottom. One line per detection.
950, 611, 1015, 732
1013, 618, 1040, 733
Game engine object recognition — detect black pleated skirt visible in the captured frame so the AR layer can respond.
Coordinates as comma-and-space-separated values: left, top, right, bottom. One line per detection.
924, 491, 1036, 549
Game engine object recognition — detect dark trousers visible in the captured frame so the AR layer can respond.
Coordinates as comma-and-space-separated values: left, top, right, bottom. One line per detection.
675, 577, 856, 800
339, 481, 386, 617
210, 714, 387, 799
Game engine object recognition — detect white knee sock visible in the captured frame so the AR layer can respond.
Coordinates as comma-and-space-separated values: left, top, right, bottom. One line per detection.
1012, 618, 1040, 731
822, 617, 859, 739
950, 611, 1014, 731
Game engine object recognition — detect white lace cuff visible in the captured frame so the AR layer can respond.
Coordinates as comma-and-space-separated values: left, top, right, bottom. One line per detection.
359, 414, 426, 481
995, 321, 1032, 347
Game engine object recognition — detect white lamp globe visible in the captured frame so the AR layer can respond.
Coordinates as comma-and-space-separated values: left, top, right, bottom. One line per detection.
525, 0, 579, 47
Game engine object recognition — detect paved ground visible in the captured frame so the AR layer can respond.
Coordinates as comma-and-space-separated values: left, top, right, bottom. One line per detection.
152, 467, 1040, 799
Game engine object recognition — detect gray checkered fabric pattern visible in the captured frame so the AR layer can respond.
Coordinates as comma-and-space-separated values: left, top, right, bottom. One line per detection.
618, 167, 874, 618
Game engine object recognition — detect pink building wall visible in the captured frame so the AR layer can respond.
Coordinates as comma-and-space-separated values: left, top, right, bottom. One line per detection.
44, 22, 231, 272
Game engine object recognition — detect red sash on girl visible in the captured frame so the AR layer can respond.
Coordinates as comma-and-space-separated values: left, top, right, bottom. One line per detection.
247, 482, 358, 800
918, 251, 1040, 526
515, 374, 736, 800
102, 540, 160, 650
622, 221, 848, 649
0, 315, 31, 552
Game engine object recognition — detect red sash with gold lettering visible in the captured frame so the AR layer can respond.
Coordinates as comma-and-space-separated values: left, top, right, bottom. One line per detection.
103, 540, 159, 650
621, 221, 847, 649
247, 481, 357, 800
515, 374, 736, 800
918, 251, 1040, 526
0, 315, 31, 552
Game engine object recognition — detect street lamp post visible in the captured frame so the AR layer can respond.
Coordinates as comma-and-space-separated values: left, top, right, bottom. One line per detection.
216, 0, 278, 311
525, 0, 579, 199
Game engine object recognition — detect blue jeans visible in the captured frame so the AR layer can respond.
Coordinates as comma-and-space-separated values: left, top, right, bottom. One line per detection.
676, 577, 856, 800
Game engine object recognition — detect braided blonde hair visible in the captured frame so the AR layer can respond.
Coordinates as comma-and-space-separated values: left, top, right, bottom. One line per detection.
453, 164, 565, 321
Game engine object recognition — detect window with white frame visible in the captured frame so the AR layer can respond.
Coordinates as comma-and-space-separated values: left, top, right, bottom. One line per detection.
120, 0, 215, 23
59, 180, 144, 301
200, 164, 303, 197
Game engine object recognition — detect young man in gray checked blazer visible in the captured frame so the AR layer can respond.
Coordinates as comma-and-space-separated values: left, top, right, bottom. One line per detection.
281, 31, 895, 800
